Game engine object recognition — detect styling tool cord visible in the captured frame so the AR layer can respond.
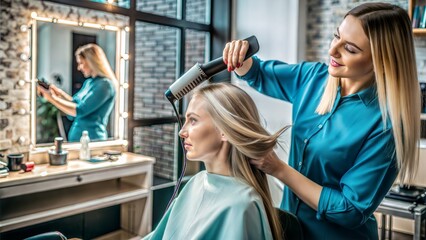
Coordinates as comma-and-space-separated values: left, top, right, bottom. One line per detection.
165, 99, 187, 211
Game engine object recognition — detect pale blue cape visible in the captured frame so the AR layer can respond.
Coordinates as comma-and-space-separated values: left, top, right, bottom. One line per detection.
143, 170, 273, 240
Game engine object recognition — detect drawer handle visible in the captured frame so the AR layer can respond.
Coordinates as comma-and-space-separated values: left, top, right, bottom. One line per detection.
77, 175, 82, 182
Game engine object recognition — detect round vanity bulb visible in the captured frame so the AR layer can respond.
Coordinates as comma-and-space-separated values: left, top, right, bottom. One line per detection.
17, 136, 26, 145
20, 25, 29, 32
17, 79, 26, 87
121, 54, 129, 60
121, 112, 128, 119
18, 109, 26, 115
121, 83, 129, 89
20, 53, 29, 61
124, 26, 130, 32
31, 12, 37, 18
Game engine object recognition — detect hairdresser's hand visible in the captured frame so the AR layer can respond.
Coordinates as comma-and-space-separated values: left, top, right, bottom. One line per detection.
37, 85, 55, 102
49, 84, 73, 101
49, 84, 63, 97
223, 39, 253, 76
250, 151, 286, 178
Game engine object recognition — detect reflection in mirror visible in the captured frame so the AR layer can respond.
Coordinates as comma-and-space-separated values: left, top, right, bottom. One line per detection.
30, 15, 128, 146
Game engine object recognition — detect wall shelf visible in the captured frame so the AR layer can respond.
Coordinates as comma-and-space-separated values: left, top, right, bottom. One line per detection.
409, 0, 426, 36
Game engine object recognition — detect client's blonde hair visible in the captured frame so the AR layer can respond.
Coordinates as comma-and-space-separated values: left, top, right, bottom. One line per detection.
194, 83, 289, 240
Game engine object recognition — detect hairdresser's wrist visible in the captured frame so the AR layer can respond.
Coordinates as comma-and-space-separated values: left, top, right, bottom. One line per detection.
234, 57, 253, 76
270, 161, 288, 184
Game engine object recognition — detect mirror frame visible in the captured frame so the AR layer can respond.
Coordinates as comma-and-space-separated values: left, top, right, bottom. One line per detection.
29, 12, 129, 150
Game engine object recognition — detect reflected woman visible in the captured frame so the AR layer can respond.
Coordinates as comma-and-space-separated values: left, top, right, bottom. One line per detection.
37, 43, 116, 142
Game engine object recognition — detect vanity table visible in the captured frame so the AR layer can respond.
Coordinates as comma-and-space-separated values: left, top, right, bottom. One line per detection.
0, 152, 154, 239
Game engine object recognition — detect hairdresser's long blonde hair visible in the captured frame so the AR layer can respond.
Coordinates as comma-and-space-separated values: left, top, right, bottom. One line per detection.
194, 83, 289, 240
316, 3, 420, 183
75, 43, 117, 85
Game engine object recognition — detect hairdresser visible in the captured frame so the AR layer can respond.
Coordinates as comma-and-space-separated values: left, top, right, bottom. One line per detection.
37, 43, 116, 142
223, 3, 420, 239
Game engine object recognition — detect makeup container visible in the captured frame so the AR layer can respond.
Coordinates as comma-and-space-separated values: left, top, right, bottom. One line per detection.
7, 153, 24, 171
48, 137, 68, 166
21, 161, 35, 172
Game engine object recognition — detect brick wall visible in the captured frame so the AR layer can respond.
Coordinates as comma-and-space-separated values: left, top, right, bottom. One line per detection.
0, 0, 127, 155
136, 0, 177, 18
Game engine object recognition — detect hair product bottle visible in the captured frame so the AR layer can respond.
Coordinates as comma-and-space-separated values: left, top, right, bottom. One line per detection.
80, 131, 91, 160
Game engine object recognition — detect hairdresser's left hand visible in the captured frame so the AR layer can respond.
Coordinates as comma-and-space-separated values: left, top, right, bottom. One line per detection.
250, 151, 286, 177
37, 85, 57, 103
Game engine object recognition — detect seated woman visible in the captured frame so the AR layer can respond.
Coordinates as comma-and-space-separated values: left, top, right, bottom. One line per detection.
37, 43, 116, 142
144, 83, 289, 240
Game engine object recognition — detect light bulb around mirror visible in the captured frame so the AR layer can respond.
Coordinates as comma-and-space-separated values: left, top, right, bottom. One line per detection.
121, 83, 129, 89
18, 109, 26, 115
17, 79, 27, 87
121, 53, 129, 60
20, 25, 29, 32
20, 53, 29, 61
17, 136, 26, 145
121, 112, 128, 119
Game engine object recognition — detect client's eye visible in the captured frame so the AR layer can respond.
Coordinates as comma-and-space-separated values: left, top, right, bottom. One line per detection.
189, 117, 197, 125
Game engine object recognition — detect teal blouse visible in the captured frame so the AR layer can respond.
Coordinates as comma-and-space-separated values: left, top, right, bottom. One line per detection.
143, 171, 273, 240
68, 76, 115, 142
238, 56, 398, 240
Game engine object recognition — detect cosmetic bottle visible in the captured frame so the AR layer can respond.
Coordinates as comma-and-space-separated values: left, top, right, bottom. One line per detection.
80, 131, 91, 160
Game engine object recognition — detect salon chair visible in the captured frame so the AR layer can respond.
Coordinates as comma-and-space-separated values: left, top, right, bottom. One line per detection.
57, 111, 72, 141
24, 231, 67, 240
276, 208, 304, 240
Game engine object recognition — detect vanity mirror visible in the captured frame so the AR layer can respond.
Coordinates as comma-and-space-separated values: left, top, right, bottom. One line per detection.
29, 13, 129, 147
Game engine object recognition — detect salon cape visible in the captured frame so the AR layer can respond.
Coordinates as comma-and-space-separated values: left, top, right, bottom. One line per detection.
143, 170, 273, 240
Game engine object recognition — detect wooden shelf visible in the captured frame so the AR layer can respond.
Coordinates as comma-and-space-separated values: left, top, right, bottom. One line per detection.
0, 180, 148, 232
0, 152, 154, 238
413, 28, 426, 36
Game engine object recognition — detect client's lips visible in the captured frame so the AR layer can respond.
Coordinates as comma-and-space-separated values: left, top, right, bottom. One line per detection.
330, 59, 343, 67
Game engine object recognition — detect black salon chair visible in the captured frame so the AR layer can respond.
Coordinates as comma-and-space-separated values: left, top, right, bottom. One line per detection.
24, 231, 67, 240
276, 208, 304, 240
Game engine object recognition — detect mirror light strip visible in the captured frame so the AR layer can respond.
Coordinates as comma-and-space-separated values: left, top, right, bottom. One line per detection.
31, 12, 119, 31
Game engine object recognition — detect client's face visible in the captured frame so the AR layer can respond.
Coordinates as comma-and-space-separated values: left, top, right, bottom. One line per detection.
179, 95, 224, 163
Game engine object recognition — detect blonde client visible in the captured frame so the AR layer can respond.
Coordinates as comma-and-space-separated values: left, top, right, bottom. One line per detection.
143, 83, 289, 239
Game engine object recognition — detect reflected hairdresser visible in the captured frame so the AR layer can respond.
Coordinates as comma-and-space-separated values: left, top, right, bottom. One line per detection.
37, 43, 117, 142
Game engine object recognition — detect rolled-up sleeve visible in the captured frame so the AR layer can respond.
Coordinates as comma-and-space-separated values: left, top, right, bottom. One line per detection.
316, 128, 398, 229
